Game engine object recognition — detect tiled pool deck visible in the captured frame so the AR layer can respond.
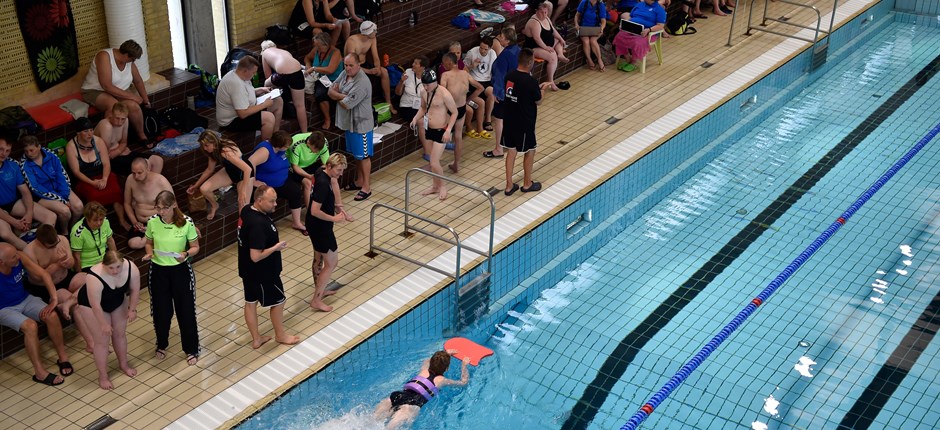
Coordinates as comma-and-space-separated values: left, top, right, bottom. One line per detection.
0, 1, 881, 428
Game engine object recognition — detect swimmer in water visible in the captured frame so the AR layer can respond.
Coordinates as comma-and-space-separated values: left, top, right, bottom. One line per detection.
374, 350, 470, 429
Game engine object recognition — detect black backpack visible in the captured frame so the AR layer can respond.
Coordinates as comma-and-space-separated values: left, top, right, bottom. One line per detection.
265, 24, 293, 46
142, 107, 162, 139
220, 48, 262, 86
161, 107, 209, 133
665, 12, 697, 35
354, 0, 382, 21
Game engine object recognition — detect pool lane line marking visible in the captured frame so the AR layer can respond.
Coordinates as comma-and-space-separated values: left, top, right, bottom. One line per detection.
561, 50, 940, 430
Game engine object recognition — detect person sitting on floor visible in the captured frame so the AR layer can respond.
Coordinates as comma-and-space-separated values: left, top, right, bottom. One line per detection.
80, 40, 152, 146
303, 32, 345, 130
216, 56, 284, 141
189, 131, 255, 221
65, 117, 131, 230
123, 158, 173, 249
0, 242, 73, 386
613, 0, 666, 72
373, 350, 471, 429
344, 21, 396, 114
19, 136, 83, 234
288, 0, 352, 46
94, 101, 164, 176
261, 40, 309, 133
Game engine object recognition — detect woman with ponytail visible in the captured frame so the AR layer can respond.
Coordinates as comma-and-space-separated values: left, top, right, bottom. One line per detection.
142, 191, 201, 366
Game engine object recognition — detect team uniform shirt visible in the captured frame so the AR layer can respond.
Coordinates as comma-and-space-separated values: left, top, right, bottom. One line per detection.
306, 168, 335, 228
237, 206, 282, 279
216, 70, 258, 127
0, 263, 28, 309
503, 69, 542, 134
0, 159, 25, 206
288, 133, 330, 169
20, 148, 71, 203
465, 47, 497, 82
70, 218, 114, 269
145, 215, 198, 267
577, 0, 611, 27
630, 1, 667, 27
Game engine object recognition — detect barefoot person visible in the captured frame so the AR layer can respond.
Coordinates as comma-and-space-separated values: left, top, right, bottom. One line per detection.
306, 154, 348, 312
73, 250, 140, 389
94, 101, 164, 175
261, 40, 309, 133
22, 225, 82, 315
248, 131, 307, 235
237, 185, 301, 348
143, 191, 201, 366
374, 350, 471, 429
409, 69, 458, 200
523, 1, 569, 91
344, 21, 396, 113
0, 243, 72, 386
65, 117, 131, 230
440, 52, 483, 174
189, 131, 255, 220
80, 40, 152, 145
123, 158, 173, 249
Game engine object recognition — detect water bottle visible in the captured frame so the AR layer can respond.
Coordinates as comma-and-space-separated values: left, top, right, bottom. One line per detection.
410, 11, 418, 27
468, 100, 478, 109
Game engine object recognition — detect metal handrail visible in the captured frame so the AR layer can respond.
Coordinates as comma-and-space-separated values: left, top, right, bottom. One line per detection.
729, 0, 838, 48
403, 168, 496, 274
369, 203, 463, 288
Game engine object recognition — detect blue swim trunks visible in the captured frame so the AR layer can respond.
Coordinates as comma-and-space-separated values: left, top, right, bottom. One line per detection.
344, 130, 374, 160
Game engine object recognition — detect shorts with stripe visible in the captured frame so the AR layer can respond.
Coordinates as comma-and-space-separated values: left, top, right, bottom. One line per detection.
242, 276, 286, 308
344, 130, 374, 160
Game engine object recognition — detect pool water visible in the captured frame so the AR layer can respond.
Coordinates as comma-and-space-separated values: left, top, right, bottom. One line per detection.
238, 16, 940, 430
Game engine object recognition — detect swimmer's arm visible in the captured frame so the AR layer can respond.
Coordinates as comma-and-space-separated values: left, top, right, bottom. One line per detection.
438, 357, 471, 388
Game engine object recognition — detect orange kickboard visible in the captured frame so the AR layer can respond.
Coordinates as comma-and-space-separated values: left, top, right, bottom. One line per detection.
444, 337, 493, 366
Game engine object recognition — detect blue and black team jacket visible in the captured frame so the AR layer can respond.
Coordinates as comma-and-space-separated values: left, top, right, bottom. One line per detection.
20, 148, 72, 203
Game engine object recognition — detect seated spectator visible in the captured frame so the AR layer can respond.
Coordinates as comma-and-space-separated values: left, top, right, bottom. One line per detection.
19, 136, 83, 234
523, 1, 569, 91
304, 32, 345, 130
248, 131, 306, 234
344, 21, 396, 114
464, 37, 497, 134
80, 40, 152, 146
0, 243, 72, 386
0, 137, 58, 250
288, 131, 330, 209
288, 0, 352, 47
73, 249, 140, 389
613, 0, 666, 72
123, 158, 173, 249
396, 56, 431, 160
546, 0, 570, 22
261, 40, 309, 133
189, 132, 254, 220
216, 56, 284, 141
436, 41, 466, 80
22, 225, 83, 316
575, 0, 610, 72
65, 117, 131, 230
94, 101, 164, 176
691, 0, 728, 17
70, 201, 117, 273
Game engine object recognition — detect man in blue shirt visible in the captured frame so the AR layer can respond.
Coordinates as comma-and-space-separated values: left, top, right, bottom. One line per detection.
483, 27, 521, 159
0, 137, 57, 249
0, 242, 72, 386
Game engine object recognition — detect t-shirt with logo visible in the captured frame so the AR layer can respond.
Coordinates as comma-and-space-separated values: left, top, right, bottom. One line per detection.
0, 159, 25, 206
288, 132, 330, 171
503, 69, 541, 134
237, 205, 282, 279
70, 218, 114, 269
465, 47, 497, 82
145, 215, 198, 267
0, 262, 28, 309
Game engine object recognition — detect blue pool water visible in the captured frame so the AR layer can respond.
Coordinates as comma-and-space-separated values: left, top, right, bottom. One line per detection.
238, 13, 940, 430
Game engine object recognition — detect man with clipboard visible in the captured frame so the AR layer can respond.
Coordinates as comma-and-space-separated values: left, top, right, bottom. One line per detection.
612, 0, 666, 72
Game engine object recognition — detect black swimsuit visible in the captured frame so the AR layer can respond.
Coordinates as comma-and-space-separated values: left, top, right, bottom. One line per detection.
524, 17, 556, 49
389, 372, 441, 410
222, 152, 255, 183
78, 261, 131, 313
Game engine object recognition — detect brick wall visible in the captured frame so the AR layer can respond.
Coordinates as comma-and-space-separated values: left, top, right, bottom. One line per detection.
0, 0, 173, 109
226, 0, 294, 46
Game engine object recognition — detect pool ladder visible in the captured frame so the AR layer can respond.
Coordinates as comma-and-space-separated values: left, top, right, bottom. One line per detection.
367, 168, 496, 327
727, 0, 837, 69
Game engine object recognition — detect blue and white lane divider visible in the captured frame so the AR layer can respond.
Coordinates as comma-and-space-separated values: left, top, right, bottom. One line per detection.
620, 121, 940, 430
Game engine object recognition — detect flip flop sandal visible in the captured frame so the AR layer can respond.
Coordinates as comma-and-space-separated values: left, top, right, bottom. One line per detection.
292, 226, 309, 236
186, 354, 198, 366
343, 183, 362, 191
57, 360, 74, 377
483, 122, 493, 131
619, 63, 637, 72
479, 130, 493, 139
483, 151, 504, 158
33, 373, 63, 386
354, 190, 372, 201
465, 130, 481, 138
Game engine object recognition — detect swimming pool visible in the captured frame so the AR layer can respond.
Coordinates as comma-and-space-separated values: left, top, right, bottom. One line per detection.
236, 9, 940, 430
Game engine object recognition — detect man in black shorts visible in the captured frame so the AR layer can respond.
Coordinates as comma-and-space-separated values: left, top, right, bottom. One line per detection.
237, 185, 300, 349
216, 56, 284, 141
306, 154, 348, 312
501, 48, 546, 195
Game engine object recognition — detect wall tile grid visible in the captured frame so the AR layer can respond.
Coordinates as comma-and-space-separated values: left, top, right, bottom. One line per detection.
234, 4, 902, 419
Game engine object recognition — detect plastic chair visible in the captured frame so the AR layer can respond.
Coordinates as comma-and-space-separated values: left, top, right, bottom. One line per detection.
641, 30, 664, 73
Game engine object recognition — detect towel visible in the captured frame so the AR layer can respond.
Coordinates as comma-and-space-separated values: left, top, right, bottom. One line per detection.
463, 8, 506, 23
